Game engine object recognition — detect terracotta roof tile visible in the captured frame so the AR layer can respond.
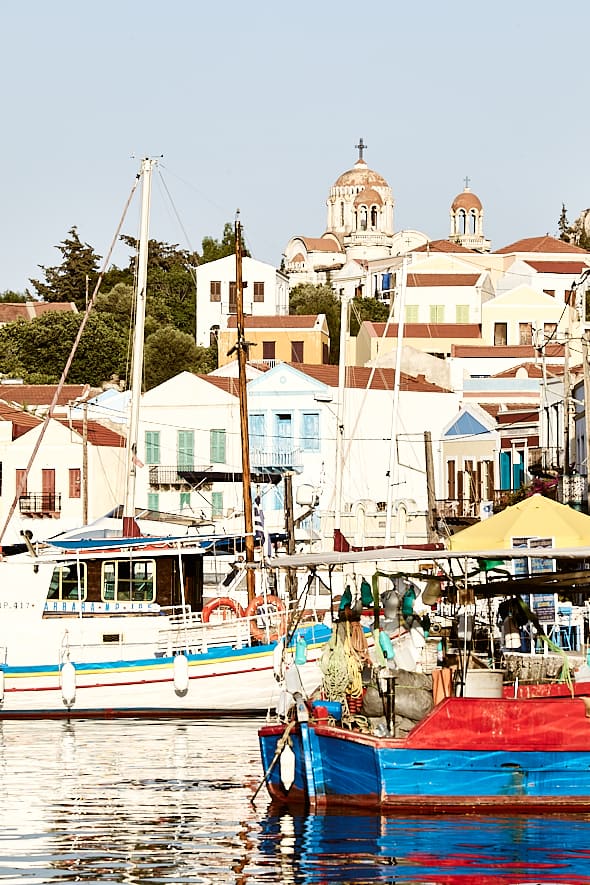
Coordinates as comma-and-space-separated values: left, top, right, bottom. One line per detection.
0, 400, 42, 438
413, 239, 476, 254
0, 383, 99, 407
452, 343, 565, 358
495, 236, 589, 255
524, 260, 589, 275
291, 363, 451, 393
407, 273, 481, 287
58, 419, 126, 448
0, 302, 78, 324
300, 237, 343, 253
226, 315, 321, 329
366, 322, 481, 340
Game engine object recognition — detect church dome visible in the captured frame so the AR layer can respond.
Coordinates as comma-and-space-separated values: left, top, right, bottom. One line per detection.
354, 186, 383, 206
451, 187, 482, 211
334, 159, 389, 189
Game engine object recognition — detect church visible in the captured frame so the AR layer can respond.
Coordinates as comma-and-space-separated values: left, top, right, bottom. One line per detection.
283, 139, 491, 298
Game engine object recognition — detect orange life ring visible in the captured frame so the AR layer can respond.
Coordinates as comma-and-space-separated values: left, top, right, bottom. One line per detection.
245, 594, 287, 643
202, 596, 245, 623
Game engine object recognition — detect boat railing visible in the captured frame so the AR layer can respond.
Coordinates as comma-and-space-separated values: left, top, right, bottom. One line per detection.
157, 607, 251, 656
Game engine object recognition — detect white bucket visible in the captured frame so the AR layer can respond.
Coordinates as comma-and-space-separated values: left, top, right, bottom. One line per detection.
461, 669, 504, 698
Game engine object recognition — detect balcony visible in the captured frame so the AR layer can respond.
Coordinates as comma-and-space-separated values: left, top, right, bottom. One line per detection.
527, 446, 564, 477
19, 494, 62, 516
250, 447, 302, 472
149, 466, 209, 488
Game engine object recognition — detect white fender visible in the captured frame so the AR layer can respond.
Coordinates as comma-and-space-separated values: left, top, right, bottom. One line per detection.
279, 742, 296, 792
173, 653, 189, 695
60, 661, 76, 706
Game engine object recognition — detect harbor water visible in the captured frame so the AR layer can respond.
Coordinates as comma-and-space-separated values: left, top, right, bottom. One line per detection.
1, 717, 590, 884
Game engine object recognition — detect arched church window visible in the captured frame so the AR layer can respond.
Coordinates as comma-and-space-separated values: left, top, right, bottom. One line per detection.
353, 210, 358, 230
371, 206, 378, 228
469, 210, 477, 234
457, 209, 466, 235
209, 325, 220, 348
340, 201, 345, 226
360, 206, 368, 231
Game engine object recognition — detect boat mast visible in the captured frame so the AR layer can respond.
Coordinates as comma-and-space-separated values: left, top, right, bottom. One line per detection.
123, 157, 154, 537
234, 216, 256, 601
385, 254, 407, 543
333, 293, 350, 551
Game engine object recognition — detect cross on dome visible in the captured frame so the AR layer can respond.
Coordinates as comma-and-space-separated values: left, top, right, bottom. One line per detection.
356, 138, 367, 161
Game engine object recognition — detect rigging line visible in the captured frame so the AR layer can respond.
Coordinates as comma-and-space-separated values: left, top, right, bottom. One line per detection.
0, 173, 141, 545
156, 168, 199, 276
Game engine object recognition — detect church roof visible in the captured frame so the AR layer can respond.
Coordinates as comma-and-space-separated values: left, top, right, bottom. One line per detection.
291, 363, 451, 393
333, 158, 389, 189
495, 235, 589, 255
451, 187, 482, 211
354, 186, 383, 207
299, 236, 343, 253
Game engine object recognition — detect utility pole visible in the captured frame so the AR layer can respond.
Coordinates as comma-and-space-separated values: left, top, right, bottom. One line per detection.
82, 402, 88, 525
424, 430, 437, 543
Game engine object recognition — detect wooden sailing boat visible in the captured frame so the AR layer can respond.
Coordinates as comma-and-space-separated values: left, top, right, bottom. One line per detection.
0, 161, 330, 718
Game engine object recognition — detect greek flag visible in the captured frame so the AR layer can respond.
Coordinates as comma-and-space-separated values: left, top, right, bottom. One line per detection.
253, 496, 271, 556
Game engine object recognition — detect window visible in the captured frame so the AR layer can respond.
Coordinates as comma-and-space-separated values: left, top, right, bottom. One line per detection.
494, 322, 507, 346
249, 413, 265, 451
210, 281, 221, 302
102, 559, 155, 602
210, 429, 226, 464
145, 430, 160, 464
263, 341, 276, 361
180, 491, 191, 510
301, 412, 320, 451
147, 492, 159, 511
405, 305, 419, 323
544, 322, 557, 340
177, 430, 194, 470
47, 562, 87, 601
211, 491, 224, 518
429, 305, 444, 322
209, 325, 219, 348
253, 281, 264, 302
229, 282, 237, 313
291, 341, 304, 362
455, 305, 469, 323
519, 322, 532, 345
371, 206, 378, 228
69, 468, 81, 499
16, 469, 27, 496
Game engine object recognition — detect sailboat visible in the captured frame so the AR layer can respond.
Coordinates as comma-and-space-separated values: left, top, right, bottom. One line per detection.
0, 159, 330, 718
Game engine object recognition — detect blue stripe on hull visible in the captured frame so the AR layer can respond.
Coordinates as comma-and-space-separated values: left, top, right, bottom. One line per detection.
259, 729, 590, 809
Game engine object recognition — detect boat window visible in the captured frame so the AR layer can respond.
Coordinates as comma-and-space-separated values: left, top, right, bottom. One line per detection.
101, 559, 156, 602
48, 563, 87, 601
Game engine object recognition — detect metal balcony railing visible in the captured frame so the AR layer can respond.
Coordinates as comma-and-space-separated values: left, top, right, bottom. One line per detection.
250, 447, 302, 470
527, 446, 564, 475
19, 494, 62, 515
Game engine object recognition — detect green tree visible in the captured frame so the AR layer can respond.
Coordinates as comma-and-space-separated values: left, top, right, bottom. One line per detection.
29, 227, 102, 310
349, 296, 390, 337
120, 235, 198, 335
0, 290, 29, 302
200, 222, 250, 264
0, 312, 127, 385
143, 325, 216, 390
289, 283, 341, 363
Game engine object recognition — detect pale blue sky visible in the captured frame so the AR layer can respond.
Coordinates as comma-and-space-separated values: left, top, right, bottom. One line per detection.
1, 0, 588, 293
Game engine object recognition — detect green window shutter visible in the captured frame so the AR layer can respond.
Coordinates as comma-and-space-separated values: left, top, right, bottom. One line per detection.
210, 429, 226, 464
456, 304, 469, 323
145, 431, 160, 464
405, 304, 419, 323
211, 491, 223, 517
177, 430, 194, 469
429, 304, 444, 323
180, 491, 191, 510
147, 492, 159, 511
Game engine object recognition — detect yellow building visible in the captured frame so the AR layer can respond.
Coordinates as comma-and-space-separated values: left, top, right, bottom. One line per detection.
218, 314, 330, 368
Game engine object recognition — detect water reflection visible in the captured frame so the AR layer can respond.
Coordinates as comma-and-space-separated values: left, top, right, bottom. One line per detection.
1, 719, 590, 883
261, 809, 590, 884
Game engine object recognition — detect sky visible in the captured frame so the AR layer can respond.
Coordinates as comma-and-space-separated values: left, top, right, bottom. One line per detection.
1, 0, 589, 294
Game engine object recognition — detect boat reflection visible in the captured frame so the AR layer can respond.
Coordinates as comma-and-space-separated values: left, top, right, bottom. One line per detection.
261, 808, 590, 884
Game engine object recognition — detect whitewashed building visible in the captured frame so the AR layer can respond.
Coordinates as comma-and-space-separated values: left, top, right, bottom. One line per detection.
195, 255, 289, 348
